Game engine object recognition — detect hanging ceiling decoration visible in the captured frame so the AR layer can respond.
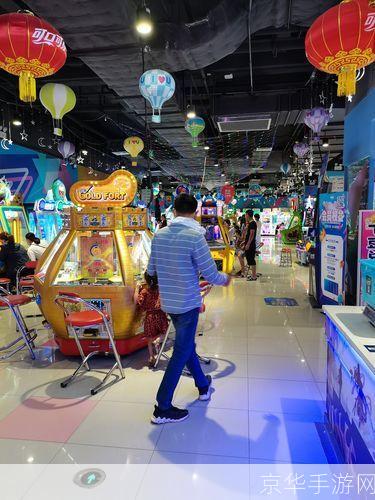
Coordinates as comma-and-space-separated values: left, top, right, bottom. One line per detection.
185, 117, 206, 148
293, 142, 310, 158
139, 69, 175, 123
39, 83, 76, 136
304, 107, 330, 142
123, 137, 144, 166
0, 11, 67, 102
305, 0, 375, 97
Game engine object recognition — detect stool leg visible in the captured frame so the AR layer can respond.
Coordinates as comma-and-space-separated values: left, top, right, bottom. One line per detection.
105, 318, 124, 379
71, 326, 91, 371
10, 305, 36, 360
153, 320, 172, 369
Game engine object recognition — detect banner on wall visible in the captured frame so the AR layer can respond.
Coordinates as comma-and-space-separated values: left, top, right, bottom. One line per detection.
357, 210, 375, 304
319, 192, 348, 305
221, 184, 235, 204
324, 171, 345, 193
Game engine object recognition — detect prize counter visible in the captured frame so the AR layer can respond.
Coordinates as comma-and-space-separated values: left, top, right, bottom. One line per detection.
323, 306, 375, 464
34, 171, 151, 356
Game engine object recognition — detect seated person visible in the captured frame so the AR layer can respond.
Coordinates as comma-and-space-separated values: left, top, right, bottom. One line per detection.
135, 271, 168, 367
0, 232, 28, 289
25, 232, 47, 261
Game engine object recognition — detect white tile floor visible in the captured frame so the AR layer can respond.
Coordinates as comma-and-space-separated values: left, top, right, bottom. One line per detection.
0, 239, 330, 495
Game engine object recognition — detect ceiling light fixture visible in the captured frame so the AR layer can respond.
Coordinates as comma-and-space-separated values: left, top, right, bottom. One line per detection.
12, 119, 22, 126
135, 4, 153, 36
322, 140, 329, 148
186, 104, 196, 119
204, 145, 210, 150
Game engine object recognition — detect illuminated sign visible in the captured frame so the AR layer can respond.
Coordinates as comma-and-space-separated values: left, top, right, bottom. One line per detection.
70, 170, 138, 207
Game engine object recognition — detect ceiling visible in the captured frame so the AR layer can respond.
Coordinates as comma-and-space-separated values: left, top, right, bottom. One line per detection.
0, 0, 347, 190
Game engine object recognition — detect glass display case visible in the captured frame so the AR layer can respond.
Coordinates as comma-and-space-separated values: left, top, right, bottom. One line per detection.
53, 231, 123, 286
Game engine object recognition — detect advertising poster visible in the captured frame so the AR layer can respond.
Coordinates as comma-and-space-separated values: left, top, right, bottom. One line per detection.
324, 171, 345, 193
357, 210, 375, 304
319, 192, 347, 305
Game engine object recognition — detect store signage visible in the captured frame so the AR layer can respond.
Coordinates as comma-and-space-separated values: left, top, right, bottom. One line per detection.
357, 210, 375, 304
70, 170, 137, 207
318, 192, 347, 305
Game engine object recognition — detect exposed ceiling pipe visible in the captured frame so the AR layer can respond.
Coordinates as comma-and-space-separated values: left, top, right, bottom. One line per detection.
248, 0, 254, 94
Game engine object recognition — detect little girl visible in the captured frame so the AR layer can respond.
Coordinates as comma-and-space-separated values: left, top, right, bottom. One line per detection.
136, 271, 168, 367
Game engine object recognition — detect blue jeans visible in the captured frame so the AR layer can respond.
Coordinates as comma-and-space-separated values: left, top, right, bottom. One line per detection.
156, 307, 208, 410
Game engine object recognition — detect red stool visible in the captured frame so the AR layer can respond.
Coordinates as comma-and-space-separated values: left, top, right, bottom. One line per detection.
153, 281, 213, 371
0, 286, 37, 360
0, 278, 11, 294
55, 292, 125, 395
16, 261, 37, 295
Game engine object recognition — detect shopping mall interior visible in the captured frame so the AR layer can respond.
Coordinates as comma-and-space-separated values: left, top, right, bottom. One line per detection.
0, 0, 374, 498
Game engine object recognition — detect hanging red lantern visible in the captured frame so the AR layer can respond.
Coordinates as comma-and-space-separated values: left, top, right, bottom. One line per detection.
221, 184, 235, 204
305, 0, 375, 97
0, 11, 67, 102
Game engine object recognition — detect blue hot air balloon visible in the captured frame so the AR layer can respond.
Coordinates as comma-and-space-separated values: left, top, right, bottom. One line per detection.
139, 69, 175, 123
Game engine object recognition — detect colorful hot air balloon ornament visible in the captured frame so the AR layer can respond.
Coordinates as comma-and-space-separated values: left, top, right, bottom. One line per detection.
280, 163, 291, 175
123, 136, 144, 166
304, 107, 330, 142
293, 142, 310, 158
0, 11, 67, 102
40, 83, 76, 137
185, 117, 205, 147
139, 69, 175, 123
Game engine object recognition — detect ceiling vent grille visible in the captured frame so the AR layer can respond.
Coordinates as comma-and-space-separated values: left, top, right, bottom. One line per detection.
217, 115, 272, 133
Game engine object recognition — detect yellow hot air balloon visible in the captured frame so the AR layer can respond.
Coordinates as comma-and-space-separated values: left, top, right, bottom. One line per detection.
39, 83, 76, 136
123, 136, 144, 166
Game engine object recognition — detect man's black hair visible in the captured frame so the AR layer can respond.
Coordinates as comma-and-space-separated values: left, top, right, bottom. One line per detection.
174, 193, 198, 214
246, 209, 254, 217
254, 213, 260, 220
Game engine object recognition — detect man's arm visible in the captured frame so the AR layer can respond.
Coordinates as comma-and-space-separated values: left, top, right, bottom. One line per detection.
193, 235, 229, 286
245, 229, 255, 250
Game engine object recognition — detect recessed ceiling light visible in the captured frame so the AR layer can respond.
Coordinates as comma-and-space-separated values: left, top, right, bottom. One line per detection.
224, 73, 233, 80
214, 163, 219, 167
322, 141, 329, 148
204, 145, 210, 150
12, 119, 22, 126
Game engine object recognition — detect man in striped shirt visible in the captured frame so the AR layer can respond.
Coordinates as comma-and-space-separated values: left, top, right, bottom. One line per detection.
148, 194, 231, 424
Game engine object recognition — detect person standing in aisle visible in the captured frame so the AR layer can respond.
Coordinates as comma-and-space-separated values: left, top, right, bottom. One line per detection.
244, 209, 258, 281
254, 213, 263, 254
147, 193, 231, 424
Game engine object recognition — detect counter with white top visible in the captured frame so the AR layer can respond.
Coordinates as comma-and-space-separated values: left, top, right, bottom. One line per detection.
323, 306, 375, 464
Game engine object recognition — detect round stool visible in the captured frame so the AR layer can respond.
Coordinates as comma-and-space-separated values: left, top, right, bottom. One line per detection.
0, 278, 11, 294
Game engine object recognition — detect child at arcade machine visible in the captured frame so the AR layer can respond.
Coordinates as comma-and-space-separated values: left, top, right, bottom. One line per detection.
135, 272, 168, 367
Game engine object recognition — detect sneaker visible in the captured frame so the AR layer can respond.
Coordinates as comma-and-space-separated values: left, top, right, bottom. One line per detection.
151, 405, 189, 424
198, 375, 213, 401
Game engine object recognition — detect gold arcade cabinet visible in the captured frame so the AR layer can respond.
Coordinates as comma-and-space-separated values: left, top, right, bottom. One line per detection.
34, 170, 150, 356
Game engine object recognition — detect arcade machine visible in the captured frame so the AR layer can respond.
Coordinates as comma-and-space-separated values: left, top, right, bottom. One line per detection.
34, 170, 151, 356
0, 179, 29, 245
280, 211, 303, 244
29, 179, 73, 243
197, 197, 234, 273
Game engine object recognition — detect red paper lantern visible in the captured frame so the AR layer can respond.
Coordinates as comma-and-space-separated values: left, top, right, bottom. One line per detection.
305, 0, 375, 97
221, 184, 235, 204
0, 11, 67, 102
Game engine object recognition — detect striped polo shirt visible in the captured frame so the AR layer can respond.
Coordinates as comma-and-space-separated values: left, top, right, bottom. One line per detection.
147, 220, 228, 314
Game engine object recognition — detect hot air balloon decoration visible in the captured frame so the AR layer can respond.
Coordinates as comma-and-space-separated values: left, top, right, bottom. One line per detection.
39, 83, 76, 136
139, 69, 175, 123
0, 11, 67, 102
185, 117, 205, 147
123, 136, 144, 166
280, 163, 291, 175
304, 107, 330, 142
58, 140, 75, 162
305, 0, 375, 97
293, 142, 310, 158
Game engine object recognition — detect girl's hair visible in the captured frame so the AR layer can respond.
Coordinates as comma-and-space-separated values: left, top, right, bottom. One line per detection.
0, 232, 15, 246
25, 232, 41, 245
144, 271, 158, 290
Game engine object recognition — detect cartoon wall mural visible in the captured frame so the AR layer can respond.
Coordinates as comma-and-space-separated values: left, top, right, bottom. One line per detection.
0, 143, 77, 203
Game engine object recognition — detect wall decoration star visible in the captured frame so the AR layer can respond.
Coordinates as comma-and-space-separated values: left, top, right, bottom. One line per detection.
319, 92, 327, 104
77, 155, 84, 164
48, 144, 52, 149
347, 95, 353, 102
97, 161, 103, 168
20, 130, 28, 141
30, 120, 35, 126
52, 137, 59, 145
8, 139, 13, 145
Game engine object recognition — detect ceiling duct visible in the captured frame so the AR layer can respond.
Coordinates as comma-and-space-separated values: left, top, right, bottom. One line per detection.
217, 115, 272, 133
